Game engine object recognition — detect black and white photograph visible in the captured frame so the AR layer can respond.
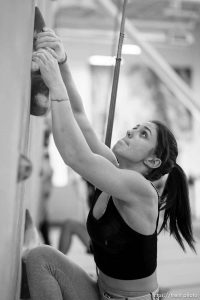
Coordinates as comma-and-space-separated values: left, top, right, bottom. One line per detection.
0, 1, 200, 299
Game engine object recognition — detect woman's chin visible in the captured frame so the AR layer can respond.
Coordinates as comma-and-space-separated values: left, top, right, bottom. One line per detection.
112, 140, 124, 154
112, 147, 121, 161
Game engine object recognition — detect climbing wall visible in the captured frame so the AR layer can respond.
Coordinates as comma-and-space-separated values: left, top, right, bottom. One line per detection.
0, 1, 38, 299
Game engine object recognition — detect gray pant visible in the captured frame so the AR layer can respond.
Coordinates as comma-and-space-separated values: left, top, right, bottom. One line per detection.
26, 245, 100, 300
26, 245, 158, 300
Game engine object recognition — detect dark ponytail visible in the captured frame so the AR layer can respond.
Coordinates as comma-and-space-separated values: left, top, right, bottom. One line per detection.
147, 120, 196, 253
159, 163, 196, 252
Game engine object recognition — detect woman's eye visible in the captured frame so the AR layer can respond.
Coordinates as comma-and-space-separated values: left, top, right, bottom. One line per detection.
141, 131, 147, 138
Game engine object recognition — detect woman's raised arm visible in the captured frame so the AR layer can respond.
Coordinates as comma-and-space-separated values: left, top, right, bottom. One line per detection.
35, 28, 118, 165
59, 62, 118, 165
32, 50, 154, 204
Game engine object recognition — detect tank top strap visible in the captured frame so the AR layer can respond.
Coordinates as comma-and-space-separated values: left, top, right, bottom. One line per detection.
155, 210, 160, 233
149, 181, 160, 233
149, 181, 160, 201
91, 188, 102, 208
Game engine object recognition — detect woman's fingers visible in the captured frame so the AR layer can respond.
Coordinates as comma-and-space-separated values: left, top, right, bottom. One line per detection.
35, 41, 57, 51
37, 29, 57, 41
36, 35, 61, 50
32, 50, 52, 64
31, 61, 40, 72
45, 47, 58, 59
35, 47, 57, 58
43, 27, 55, 33
37, 32, 56, 38
32, 49, 60, 78
32, 56, 43, 70
32, 52, 44, 63
36, 36, 58, 43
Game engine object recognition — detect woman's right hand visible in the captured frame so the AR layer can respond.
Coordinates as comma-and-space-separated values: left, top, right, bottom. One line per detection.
32, 49, 66, 94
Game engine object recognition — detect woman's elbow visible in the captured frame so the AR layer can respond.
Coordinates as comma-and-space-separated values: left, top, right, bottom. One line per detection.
53, 135, 92, 172
53, 139, 75, 167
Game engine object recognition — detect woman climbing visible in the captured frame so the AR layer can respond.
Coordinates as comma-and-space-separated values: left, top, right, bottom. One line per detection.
26, 28, 196, 300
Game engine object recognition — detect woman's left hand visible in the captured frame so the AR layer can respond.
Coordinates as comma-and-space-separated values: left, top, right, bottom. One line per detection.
32, 49, 65, 92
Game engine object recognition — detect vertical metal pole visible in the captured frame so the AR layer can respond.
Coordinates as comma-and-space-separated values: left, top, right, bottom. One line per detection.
105, 0, 127, 147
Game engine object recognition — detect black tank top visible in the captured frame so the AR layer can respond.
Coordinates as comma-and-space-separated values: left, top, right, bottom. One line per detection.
86, 187, 159, 280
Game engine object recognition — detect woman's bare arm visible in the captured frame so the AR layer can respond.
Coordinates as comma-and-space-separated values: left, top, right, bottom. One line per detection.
59, 62, 118, 165
35, 29, 118, 165
32, 50, 155, 204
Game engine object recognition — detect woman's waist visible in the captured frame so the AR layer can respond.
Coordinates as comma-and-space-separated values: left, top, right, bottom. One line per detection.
98, 269, 158, 296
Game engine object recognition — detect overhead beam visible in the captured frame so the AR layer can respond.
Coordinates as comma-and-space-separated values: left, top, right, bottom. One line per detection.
57, 28, 167, 43
98, 0, 200, 121
54, 2, 195, 31
130, 19, 195, 31
179, 0, 200, 3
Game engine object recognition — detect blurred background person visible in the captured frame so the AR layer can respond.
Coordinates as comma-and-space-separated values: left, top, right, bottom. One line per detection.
58, 180, 95, 254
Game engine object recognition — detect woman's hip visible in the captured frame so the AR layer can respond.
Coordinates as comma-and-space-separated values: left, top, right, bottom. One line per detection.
97, 275, 159, 300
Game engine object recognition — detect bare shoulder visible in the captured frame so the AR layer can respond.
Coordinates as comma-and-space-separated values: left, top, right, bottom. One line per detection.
120, 170, 158, 204
113, 183, 159, 234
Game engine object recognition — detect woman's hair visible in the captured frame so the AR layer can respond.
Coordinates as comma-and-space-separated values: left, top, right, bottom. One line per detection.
147, 120, 196, 252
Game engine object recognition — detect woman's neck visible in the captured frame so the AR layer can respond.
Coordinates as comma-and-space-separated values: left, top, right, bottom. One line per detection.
118, 160, 145, 175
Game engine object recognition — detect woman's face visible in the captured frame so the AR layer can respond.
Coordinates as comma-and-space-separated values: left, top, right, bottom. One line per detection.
113, 122, 158, 167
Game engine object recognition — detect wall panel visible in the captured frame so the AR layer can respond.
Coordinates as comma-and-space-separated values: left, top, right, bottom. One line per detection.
0, 1, 35, 299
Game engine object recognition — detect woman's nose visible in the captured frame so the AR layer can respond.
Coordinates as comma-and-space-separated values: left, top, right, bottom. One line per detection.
127, 130, 133, 138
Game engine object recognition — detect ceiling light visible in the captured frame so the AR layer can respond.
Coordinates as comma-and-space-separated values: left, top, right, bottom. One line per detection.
89, 45, 141, 66
122, 44, 141, 55
89, 55, 116, 66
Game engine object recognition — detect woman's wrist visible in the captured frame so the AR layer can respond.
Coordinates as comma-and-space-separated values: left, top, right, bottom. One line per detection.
50, 83, 68, 99
58, 52, 67, 65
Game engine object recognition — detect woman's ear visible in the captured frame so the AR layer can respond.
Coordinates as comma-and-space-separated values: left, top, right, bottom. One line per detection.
144, 156, 161, 169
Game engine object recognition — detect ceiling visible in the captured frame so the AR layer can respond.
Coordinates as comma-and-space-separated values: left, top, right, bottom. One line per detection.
53, 0, 200, 46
